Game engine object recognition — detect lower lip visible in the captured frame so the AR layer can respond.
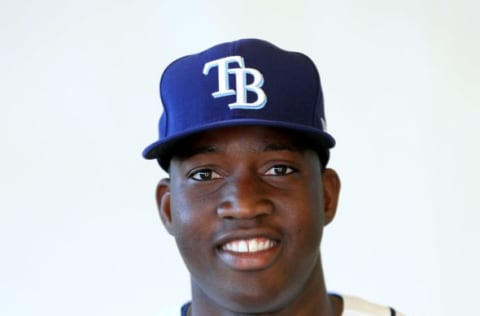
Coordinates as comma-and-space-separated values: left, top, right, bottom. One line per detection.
217, 244, 281, 271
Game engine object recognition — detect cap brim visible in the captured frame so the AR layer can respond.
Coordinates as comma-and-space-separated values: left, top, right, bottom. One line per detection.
142, 118, 335, 171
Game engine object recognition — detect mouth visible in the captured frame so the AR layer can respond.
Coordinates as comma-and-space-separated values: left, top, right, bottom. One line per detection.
217, 236, 281, 271
220, 237, 278, 253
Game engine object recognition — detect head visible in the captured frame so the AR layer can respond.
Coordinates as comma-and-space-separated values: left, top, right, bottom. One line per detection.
143, 39, 341, 314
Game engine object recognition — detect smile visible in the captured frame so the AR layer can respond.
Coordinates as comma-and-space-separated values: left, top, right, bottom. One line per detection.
221, 238, 278, 253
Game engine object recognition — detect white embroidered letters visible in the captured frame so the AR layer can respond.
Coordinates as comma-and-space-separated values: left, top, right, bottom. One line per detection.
203, 56, 267, 110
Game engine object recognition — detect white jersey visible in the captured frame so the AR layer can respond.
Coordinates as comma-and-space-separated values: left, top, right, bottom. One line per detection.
168, 294, 404, 315
341, 295, 405, 315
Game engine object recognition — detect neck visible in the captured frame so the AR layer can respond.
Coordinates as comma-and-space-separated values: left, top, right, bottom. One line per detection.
188, 256, 340, 316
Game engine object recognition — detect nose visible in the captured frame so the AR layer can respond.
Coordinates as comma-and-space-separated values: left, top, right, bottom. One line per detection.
216, 171, 273, 219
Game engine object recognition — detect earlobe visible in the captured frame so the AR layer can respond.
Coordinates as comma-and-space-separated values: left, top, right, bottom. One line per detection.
156, 178, 174, 235
321, 168, 341, 226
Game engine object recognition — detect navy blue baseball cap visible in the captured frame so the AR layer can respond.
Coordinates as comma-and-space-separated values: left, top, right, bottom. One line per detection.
143, 38, 335, 170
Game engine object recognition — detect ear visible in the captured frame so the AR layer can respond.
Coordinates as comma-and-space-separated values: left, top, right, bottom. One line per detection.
156, 178, 174, 235
321, 168, 341, 226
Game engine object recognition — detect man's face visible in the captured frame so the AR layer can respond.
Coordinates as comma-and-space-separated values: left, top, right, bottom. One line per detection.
157, 126, 339, 313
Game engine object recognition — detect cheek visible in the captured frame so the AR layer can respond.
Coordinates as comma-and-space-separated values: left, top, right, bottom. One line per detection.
170, 185, 217, 223
306, 177, 325, 222
282, 179, 324, 242
169, 189, 216, 262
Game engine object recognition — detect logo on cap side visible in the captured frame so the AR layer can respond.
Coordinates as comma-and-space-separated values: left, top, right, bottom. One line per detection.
203, 56, 267, 110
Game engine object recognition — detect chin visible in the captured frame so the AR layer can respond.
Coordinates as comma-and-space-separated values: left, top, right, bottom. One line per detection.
212, 279, 296, 314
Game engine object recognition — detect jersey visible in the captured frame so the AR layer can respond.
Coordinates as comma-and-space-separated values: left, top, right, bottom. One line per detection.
178, 294, 404, 315
340, 294, 405, 316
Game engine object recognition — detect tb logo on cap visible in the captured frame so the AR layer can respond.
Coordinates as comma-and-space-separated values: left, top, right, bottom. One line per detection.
203, 56, 267, 110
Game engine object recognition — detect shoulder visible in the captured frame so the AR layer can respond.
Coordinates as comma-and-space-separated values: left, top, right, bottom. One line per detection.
336, 294, 405, 316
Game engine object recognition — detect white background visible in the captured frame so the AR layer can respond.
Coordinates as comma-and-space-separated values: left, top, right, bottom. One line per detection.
1, 1, 479, 315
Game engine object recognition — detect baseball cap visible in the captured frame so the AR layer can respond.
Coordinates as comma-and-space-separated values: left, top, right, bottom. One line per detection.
142, 38, 335, 170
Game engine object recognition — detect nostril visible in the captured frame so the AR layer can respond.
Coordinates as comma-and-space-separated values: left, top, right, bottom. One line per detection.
216, 198, 274, 219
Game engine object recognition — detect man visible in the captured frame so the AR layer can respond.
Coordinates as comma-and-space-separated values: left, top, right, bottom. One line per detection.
143, 39, 403, 316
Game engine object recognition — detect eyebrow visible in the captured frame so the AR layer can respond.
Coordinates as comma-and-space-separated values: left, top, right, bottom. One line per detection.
183, 145, 217, 157
263, 143, 301, 152
175, 142, 302, 161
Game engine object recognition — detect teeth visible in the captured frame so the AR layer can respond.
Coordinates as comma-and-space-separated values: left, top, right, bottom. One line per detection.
222, 238, 276, 253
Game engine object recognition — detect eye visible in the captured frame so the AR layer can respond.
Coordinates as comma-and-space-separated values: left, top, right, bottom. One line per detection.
264, 164, 297, 176
189, 169, 222, 181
